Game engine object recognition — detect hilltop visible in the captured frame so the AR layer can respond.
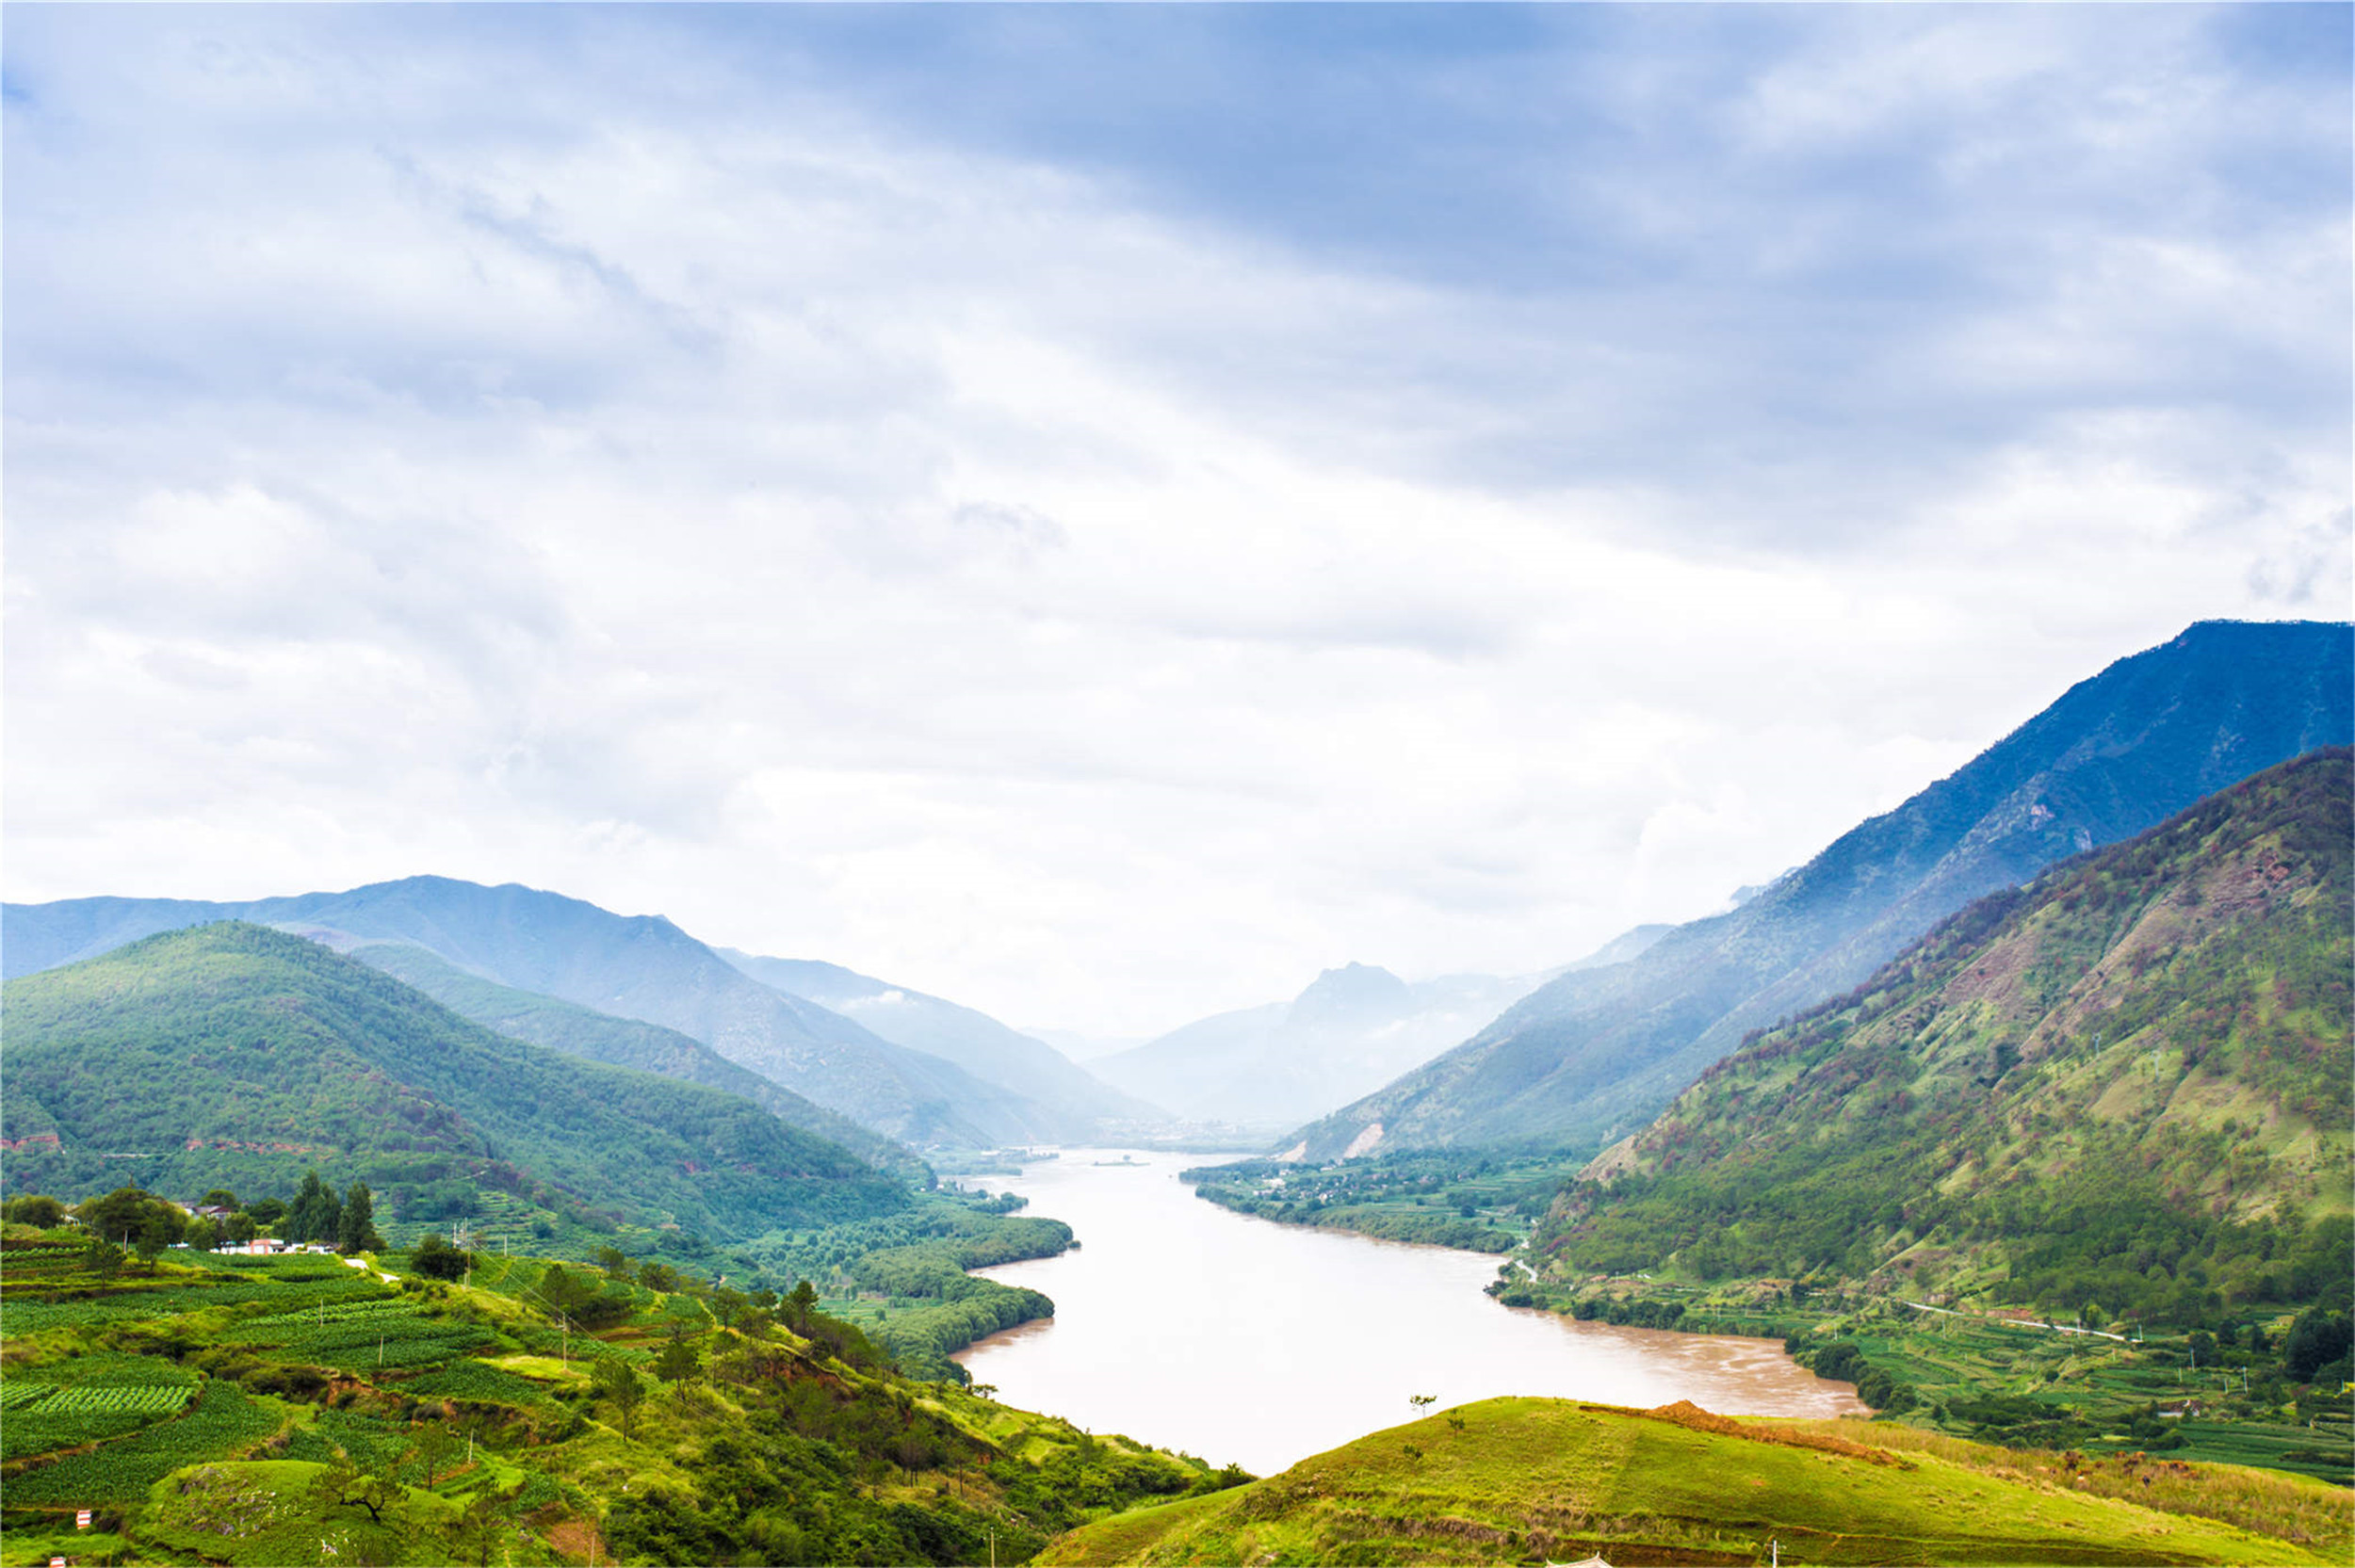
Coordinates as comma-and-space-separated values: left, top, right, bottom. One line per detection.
1288, 619, 2353, 1160
0, 923, 907, 1240
1040, 1396, 2344, 1565
1540, 747, 2353, 1322
3, 876, 1088, 1148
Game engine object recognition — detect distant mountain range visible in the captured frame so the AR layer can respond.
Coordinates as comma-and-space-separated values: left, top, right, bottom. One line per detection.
718, 951, 1165, 1134
1543, 747, 2353, 1314
1286, 619, 2354, 1160
1092, 959, 1590, 1130
0, 922, 911, 1239
2, 877, 1137, 1150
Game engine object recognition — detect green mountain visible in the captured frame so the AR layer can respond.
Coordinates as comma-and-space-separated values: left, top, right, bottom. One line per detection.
1537, 748, 2353, 1321
1289, 619, 2353, 1160
1040, 1396, 2340, 1566
720, 949, 1167, 1137
345, 940, 927, 1183
0, 923, 908, 1240
3, 876, 1073, 1148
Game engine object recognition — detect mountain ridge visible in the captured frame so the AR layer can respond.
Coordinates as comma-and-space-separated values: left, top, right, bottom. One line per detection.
1286, 619, 2354, 1159
2, 877, 1067, 1149
0, 922, 911, 1240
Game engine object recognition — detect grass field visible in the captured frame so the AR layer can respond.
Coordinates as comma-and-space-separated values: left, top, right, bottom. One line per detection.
1041, 1397, 2347, 1566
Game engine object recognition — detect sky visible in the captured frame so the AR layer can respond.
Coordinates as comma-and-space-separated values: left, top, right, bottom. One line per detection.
5, 4, 2349, 1042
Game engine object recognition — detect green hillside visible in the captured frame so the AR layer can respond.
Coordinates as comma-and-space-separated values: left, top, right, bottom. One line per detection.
1538, 748, 2352, 1323
0, 923, 908, 1241
1289, 620, 2353, 1160
0, 1231, 1232, 1566
349, 940, 930, 1183
1040, 1396, 2344, 1565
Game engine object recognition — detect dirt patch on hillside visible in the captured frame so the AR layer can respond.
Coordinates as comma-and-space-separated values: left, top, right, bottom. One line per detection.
1641, 1400, 1909, 1468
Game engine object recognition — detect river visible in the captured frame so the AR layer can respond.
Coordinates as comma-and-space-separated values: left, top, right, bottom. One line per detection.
952, 1148, 1860, 1475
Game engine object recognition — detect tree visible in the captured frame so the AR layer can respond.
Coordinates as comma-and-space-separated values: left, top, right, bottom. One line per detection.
413, 1234, 473, 1281
74, 1187, 185, 1253
4, 1194, 67, 1228
288, 1172, 341, 1244
785, 1279, 820, 1334
247, 1196, 288, 1229
593, 1356, 648, 1441
1408, 1394, 1437, 1415
201, 1188, 240, 1210
654, 1330, 703, 1402
338, 1181, 383, 1253
413, 1421, 461, 1487
638, 1260, 681, 1292
443, 1486, 507, 1567
311, 1448, 398, 1526
596, 1245, 634, 1281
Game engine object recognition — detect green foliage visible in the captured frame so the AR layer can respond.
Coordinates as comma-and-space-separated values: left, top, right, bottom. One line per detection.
1541, 751, 2355, 1332
0, 922, 910, 1242
8, 1382, 280, 1503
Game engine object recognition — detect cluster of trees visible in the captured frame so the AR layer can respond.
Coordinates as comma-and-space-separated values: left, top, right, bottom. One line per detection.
284, 1172, 384, 1253
4, 1172, 384, 1257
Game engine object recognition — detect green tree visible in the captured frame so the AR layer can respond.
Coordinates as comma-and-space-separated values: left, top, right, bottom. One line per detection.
443, 1485, 507, 1567
593, 1356, 648, 1441
338, 1181, 383, 1253
200, 1188, 240, 1210
4, 1194, 68, 1227
288, 1172, 341, 1244
413, 1421, 460, 1488
412, 1234, 473, 1281
596, 1245, 634, 1280
654, 1330, 703, 1401
311, 1447, 398, 1526
785, 1279, 820, 1334
74, 1187, 185, 1253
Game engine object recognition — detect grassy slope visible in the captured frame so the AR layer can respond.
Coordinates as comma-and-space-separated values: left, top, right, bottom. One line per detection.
0, 922, 908, 1240
1042, 1397, 2344, 1567
1541, 750, 2352, 1313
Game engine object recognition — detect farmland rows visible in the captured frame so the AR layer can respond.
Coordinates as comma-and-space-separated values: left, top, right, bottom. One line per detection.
37, 1384, 196, 1416
6, 1383, 280, 1504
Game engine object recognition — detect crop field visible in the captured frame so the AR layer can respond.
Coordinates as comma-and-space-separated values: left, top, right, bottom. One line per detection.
34, 1384, 196, 1416
6, 1382, 282, 1504
398, 1360, 553, 1408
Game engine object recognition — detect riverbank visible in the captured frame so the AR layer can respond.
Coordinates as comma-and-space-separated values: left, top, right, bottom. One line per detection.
740, 1191, 1073, 1382
1495, 1274, 2355, 1487
952, 1149, 1863, 1475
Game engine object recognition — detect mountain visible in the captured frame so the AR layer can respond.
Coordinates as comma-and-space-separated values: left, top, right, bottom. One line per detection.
717, 950, 1166, 1135
0, 922, 910, 1239
345, 940, 927, 1182
1093, 961, 1563, 1130
1287, 619, 2354, 1159
1539, 748, 2353, 1320
2, 877, 1066, 1149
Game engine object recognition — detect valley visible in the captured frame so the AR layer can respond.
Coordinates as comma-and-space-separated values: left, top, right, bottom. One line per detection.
3, 621, 2351, 1564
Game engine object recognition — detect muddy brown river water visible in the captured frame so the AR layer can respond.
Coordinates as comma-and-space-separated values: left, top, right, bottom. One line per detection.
953, 1148, 1860, 1474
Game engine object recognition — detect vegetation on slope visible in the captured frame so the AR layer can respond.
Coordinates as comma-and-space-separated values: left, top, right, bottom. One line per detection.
1287, 620, 2354, 1160
0, 1225, 1240, 1566
349, 940, 930, 1183
1538, 749, 2352, 1328
1040, 1396, 2343, 1566
0, 923, 908, 1242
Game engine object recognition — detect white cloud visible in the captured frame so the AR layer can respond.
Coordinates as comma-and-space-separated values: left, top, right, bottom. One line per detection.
4, 7, 2346, 1035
